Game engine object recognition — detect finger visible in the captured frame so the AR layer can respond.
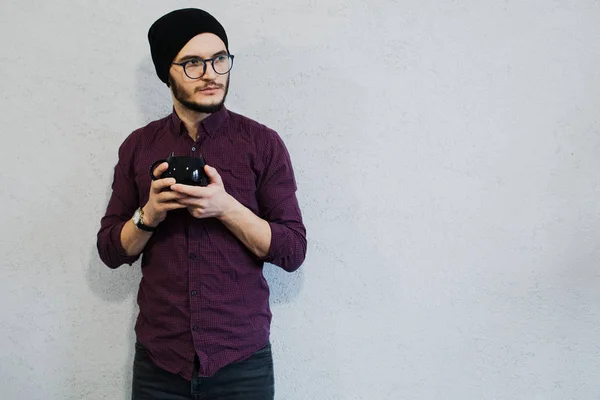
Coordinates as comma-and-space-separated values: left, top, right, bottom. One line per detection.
156, 191, 188, 203
152, 176, 177, 192
204, 165, 223, 185
158, 202, 188, 212
176, 197, 203, 207
151, 162, 169, 179
170, 184, 207, 197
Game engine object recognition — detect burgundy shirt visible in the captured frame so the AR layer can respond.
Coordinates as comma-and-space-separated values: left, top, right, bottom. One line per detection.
97, 105, 306, 379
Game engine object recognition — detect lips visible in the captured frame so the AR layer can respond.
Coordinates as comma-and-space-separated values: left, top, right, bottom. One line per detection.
199, 86, 221, 92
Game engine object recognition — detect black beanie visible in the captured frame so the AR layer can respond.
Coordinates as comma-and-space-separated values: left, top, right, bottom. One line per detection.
148, 8, 229, 85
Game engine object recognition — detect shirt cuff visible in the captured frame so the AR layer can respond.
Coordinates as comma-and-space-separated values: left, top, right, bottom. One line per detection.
260, 221, 286, 263
110, 219, 139, 265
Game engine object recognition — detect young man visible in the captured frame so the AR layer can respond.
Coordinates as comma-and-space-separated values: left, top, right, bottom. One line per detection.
97, 8, 307, 399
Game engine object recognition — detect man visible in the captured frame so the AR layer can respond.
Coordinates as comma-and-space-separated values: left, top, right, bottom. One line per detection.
97, 8, 307, 399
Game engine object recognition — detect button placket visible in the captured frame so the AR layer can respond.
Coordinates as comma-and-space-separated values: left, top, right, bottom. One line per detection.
188, 237, 200, 335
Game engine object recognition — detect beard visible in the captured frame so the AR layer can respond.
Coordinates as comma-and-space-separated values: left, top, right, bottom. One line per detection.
169, 74, 230, 113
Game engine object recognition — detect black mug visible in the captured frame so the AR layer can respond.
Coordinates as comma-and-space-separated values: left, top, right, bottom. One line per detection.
149, 153, 209, 186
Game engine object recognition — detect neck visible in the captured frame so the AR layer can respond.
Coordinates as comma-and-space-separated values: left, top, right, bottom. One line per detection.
172, 101, 211, 141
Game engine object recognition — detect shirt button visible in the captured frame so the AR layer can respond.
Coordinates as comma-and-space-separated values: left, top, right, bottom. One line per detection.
192, 326, 199, 332
191, 147, 196, 152
191, 290, 197, 296
189, 253, 196, 260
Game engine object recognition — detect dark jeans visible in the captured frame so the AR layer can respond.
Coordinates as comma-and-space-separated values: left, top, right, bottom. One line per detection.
132, 342, 275, 400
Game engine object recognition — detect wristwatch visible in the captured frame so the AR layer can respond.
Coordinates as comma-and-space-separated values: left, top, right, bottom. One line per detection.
132, 207, 157, 232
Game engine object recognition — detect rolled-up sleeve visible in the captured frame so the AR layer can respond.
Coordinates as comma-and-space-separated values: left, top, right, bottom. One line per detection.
256, 131, 307, 272
96, 134, 141, 269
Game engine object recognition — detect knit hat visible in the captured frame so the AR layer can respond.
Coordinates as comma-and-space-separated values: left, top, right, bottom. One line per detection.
148, 8, 229, 84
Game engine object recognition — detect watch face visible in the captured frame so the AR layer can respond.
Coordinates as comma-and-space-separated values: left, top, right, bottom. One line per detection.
133, 208, 141, 225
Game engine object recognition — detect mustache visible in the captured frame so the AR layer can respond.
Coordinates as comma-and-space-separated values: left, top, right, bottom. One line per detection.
195, 83, 224, 92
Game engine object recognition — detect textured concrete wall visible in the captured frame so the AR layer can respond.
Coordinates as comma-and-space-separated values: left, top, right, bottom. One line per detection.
1, 1, 600, 399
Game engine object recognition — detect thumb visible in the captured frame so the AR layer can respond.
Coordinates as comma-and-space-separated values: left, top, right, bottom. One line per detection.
204, 165, 223, 185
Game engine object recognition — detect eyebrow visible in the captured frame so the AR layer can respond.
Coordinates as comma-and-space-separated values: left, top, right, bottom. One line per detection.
177, 50, 228, 62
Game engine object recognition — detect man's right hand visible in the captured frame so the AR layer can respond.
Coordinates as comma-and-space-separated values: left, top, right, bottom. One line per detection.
142, 162, 189, 227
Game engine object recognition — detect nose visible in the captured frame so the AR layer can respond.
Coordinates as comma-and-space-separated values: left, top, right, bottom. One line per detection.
202, 62, 218, 80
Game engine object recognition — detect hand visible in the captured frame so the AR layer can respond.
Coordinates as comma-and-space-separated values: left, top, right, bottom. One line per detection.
142, 162, 189, 226
171, 165, 237, 220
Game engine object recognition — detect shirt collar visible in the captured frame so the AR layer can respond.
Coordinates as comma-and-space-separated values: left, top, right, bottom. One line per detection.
169, 105, 229, 138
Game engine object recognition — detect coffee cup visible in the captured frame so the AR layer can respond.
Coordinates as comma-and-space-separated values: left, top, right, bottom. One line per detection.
149, 153, 209, 186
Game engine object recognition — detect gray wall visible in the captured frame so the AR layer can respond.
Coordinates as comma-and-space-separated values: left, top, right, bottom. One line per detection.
1, 1, 599, 399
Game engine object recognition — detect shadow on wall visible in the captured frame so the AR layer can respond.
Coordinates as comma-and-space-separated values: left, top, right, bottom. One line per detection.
87, 174, 142, 397
134, 57, 172, 125
87, 248, 141, 397
226, 36, 370, 308
228, 37, 365, 397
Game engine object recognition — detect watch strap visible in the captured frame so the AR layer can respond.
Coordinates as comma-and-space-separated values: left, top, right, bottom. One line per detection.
136, 221, 157, 232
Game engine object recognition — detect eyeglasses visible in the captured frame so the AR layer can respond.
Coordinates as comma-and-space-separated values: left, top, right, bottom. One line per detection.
172, 54, 235, 79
